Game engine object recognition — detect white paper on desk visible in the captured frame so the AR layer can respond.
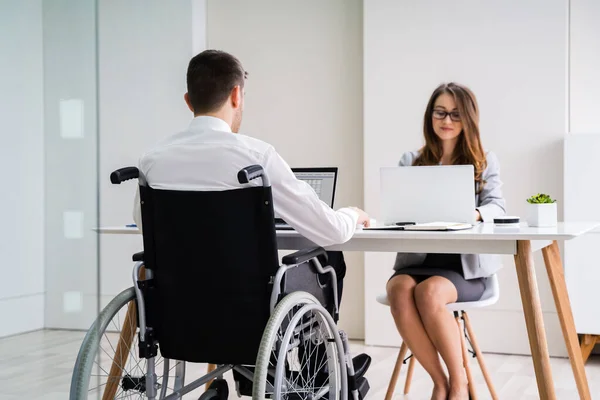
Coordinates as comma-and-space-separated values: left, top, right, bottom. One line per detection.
403, 222, 472, 231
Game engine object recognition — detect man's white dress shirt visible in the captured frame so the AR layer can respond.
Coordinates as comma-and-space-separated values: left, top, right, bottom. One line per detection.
133, 116, 359, 246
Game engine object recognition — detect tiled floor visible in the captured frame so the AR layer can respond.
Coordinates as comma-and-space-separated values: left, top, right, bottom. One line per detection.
1, 329, 600, 399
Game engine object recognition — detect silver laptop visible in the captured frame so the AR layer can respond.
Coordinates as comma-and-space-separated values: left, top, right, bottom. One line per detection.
377, 164, 476, 227
275, 167, 338, 230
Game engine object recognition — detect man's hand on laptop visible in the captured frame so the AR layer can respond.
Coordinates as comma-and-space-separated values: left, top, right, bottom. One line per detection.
350, 207, 370, 227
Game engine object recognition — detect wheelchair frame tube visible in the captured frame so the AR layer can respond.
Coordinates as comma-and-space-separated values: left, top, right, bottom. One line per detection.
270, 258, 339, 317
340, 330, 360, 400
260, 174, 270, 187
146, 357, 157, 399
161, 364, 233, 400
132, 261, 151, 341
312, 257, 339, 316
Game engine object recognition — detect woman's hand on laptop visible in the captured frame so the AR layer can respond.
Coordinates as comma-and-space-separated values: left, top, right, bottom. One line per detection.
350, 207, 371, 227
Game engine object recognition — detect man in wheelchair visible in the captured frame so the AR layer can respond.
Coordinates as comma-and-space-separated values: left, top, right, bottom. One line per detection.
69, 49, 371, 399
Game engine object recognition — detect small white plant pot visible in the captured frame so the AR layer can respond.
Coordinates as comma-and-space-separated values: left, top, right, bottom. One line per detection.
526, 202, 557, 227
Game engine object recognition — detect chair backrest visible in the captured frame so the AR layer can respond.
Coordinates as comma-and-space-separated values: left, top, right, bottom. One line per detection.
139, 184, 279, 365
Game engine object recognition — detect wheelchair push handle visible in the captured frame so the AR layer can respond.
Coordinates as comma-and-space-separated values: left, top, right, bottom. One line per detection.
237, 165, 270, 187
110, 167, 139, 184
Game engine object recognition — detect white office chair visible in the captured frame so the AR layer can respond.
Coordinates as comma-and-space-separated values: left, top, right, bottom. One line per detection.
376, 274, 500, 400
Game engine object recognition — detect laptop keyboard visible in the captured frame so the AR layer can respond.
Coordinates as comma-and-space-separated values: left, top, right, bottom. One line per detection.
275, 224, 294, 230
274, 217, 294, 230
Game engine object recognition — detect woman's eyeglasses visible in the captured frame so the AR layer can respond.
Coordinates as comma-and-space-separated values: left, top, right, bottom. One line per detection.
432, 109, 461, 122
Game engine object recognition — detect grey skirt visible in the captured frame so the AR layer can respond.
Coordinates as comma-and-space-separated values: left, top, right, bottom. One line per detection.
390, 253, 485, 302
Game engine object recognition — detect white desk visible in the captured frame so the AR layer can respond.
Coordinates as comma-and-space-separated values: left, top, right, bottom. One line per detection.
97, 222, 598, 400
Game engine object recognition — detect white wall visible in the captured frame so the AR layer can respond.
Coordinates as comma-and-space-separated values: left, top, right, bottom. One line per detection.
97, 0, 196, 317
45, 0, 202, 329
43, 0, 100, 330
564, 135, 600, 336
364, 0, 570, 356
0, 0, 45, 337
206, 0, 366, 338
563, 0, 600, 343
570, 0, 600, 134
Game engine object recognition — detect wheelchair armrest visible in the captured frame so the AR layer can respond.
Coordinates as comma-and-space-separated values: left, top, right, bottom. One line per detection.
132, 251, 144, 262
282, 247, 327, 265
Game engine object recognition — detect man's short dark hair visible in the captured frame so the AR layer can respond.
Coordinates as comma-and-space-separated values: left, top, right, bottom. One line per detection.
186, 50, 247, 114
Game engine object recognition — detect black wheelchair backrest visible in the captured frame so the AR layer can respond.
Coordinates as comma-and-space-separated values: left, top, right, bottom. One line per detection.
139, 180, 279, 365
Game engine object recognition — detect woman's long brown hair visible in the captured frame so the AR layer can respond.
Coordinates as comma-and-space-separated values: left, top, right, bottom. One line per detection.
414, 82, 487, 193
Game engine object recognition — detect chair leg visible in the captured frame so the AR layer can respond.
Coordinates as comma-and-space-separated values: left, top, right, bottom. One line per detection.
403, 354, 416, 395
456, 313, 478, 400
580, 334, 599, 364
463, 312, 499, 400
385, 341, 409, 400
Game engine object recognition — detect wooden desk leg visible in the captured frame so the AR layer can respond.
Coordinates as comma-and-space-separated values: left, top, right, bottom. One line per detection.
542, 241, 591, 400
103, 300, 137, 400
514, 240, 556, 400
206, 363, 217, 390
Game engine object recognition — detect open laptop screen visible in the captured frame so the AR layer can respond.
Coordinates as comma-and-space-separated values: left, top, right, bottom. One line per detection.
292, 167, 338, 208
274, 167, 338, 225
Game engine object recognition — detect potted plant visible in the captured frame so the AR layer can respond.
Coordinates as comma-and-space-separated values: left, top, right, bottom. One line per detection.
526, 193, 557, 227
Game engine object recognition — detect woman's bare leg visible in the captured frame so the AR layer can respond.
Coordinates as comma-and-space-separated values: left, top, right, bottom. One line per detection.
414, 276, 468, 400
387, 275, 448, 400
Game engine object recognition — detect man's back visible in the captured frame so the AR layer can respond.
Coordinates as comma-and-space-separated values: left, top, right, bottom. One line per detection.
134, 116, 361, 246
139, 116, 270, 191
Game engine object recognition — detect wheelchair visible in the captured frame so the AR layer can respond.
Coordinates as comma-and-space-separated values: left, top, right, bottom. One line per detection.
69, 165, 370, 399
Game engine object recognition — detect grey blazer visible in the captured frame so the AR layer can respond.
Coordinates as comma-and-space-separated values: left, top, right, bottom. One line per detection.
393, 150, 507, 280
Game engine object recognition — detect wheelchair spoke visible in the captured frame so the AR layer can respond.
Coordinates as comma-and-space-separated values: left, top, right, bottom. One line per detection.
112, 305, 143, 376
90, 361, 112, 380
271, 307, 340, 399
88, 380, 109, 392
253, 292, 346, 399
129, 355, 145, 379
99, 336, 126, 371
105, 322, 141, 378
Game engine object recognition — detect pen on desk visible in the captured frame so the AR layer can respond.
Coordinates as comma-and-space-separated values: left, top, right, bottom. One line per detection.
126, 224, 137, 228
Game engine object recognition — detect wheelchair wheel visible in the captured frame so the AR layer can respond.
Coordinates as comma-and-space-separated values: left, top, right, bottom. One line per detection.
69, 287, 185, 399
253, 291, 347, 400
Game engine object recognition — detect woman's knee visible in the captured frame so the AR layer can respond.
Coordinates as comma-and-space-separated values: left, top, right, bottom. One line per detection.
414, 277, 456, 314
386, 275, 417, 316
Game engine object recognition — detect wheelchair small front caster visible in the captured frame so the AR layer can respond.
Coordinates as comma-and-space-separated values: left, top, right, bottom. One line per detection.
198, 379, 229, 400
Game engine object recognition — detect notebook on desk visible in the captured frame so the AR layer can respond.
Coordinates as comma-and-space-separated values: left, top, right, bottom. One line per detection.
363, 164, 477, 231
274, 167, 338, 230
362, 221, 473, 231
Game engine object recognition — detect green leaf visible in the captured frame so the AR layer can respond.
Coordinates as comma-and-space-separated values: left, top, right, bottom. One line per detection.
526, 193, 556, 203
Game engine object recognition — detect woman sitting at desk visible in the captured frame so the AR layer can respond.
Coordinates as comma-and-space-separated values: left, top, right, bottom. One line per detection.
386, 82, 506, 400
